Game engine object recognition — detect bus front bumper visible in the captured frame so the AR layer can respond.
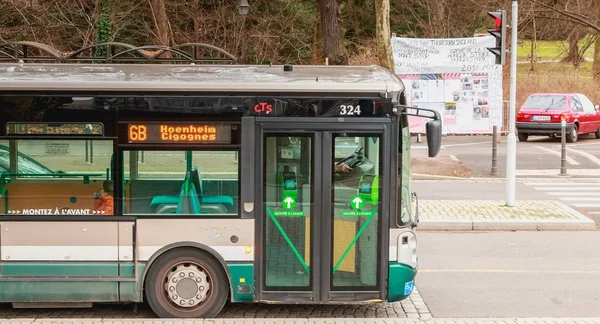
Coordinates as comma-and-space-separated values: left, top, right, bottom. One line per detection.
387, 261, 418, 302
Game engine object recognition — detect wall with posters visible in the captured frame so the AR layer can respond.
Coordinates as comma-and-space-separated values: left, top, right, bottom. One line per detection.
391, 36, 503, 134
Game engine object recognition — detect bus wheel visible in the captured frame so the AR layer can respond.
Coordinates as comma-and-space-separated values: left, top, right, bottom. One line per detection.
145, 248, 228, 318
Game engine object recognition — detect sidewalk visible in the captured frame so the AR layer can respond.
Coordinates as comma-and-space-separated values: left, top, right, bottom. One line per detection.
417, 200, 596, 231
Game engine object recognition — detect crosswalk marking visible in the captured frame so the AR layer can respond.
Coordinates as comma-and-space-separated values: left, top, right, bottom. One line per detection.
526, 182, 600, 186
532, 187, 600, 191
561, 197, 600, 201
571, 204, 600, 208
546, 192, 600, 196
525, 182, 600, 209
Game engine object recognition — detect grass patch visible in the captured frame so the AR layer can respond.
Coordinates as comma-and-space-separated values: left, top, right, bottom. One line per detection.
517, 61, 593, 78
517, 39, 595, 61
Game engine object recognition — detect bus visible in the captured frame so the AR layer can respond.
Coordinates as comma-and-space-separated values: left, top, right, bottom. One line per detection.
0, 61, 441, 318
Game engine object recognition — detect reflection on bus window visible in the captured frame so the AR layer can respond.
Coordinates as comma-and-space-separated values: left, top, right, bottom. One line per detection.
398, 120, 412, 226
0, 139, 113, 216
263, 136, 313, 288
332, 135, 381, 288
122, 150, 239, 216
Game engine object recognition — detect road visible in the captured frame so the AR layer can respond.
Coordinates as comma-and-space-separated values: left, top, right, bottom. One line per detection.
412, 134, 600, 178
416, 231, 600, 318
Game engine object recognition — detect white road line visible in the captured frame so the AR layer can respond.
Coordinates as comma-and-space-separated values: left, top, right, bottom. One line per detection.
573, 203, 600, 208
516, 169, 600, 176
533, 145, 580, 165
560, 197, 600, 201
569, 141, 600, 147
566, 147, 600, 166
532, 187, 600, 191
546, 192, 600, 196
526, 182, 600, 186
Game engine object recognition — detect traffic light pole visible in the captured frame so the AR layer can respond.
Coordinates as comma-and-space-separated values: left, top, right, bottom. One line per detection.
506, 0, 518, 207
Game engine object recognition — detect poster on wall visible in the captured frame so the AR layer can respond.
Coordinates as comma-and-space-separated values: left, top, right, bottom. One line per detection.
391, 36, 503, 134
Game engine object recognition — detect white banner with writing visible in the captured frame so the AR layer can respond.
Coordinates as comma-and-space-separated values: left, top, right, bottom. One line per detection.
391, 36, 503, 134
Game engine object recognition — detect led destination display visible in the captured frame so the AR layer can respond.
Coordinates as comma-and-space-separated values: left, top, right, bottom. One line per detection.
127, 123, 231, 143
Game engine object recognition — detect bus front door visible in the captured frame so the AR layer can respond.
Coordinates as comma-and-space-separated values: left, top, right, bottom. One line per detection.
251, 117, 391, 303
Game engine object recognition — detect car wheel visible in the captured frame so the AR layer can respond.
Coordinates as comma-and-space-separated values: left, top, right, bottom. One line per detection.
567, 125, 578, 143
518, 132, 528, 142
595, 127, 600, 139
145, 248, 229, 318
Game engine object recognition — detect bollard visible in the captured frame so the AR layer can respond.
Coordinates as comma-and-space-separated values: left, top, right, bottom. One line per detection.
417, 133, 422, 143
560, 119, 567, 176
89, 140, 94, 165
491, 125, 498, 176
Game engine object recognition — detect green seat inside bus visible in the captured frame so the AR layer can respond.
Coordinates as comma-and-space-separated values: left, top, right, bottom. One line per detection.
167, 173, 225, 215
174, 175, 201, 215
150, 165, 234, 212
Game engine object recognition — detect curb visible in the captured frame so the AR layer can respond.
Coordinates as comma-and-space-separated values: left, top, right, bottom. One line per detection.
417, 218, 596, 231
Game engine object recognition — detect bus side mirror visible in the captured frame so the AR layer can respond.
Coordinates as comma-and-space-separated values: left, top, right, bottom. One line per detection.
425, 119, 442, 157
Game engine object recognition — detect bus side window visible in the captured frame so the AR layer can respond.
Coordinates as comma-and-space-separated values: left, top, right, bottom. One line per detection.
0, 139, 114, 216
122, 150, 239, 216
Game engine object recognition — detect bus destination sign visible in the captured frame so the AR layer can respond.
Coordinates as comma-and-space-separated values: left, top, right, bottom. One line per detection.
127, 123, 231, 144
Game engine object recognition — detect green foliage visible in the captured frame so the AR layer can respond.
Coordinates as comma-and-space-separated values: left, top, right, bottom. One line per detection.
95, 4, 113, 58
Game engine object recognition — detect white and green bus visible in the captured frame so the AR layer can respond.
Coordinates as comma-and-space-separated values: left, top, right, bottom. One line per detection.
0, 60, 441, 318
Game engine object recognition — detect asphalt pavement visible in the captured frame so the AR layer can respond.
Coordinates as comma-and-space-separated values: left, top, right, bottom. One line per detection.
412, 134, 600, 178
416, 231, 600, 318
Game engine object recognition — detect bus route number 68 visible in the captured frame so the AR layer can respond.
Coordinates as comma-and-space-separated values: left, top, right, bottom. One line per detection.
339, 104, 361, 116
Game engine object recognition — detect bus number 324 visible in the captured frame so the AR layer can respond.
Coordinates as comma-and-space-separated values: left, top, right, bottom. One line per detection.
339, 105, 361, 115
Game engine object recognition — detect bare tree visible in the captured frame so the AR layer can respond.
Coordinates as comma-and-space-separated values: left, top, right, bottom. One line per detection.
317, 0, 348, 65
375, 0, 393, 70
148, 0, 170, 46
532, 0, 600, 79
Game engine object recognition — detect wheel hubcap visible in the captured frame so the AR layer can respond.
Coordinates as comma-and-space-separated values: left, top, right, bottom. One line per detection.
164, 263, 210, 308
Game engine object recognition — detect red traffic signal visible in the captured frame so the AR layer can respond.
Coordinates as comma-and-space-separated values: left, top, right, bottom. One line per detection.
488, 12, 503, 29
486, 10, 507, 65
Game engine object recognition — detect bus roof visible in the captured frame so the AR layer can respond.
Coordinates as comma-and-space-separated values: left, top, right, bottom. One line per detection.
0, 63, 404, 95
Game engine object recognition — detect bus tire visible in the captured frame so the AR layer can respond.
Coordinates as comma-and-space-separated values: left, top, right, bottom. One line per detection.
145, 247, 228, 318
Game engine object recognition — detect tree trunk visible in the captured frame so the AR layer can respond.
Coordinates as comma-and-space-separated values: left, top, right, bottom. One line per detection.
375, 0, 394, 71
193, 0, 200, 43
148, 0, 170, 47
593, 33, 600, 81
565, 26, 582, 68
311, 13, 323, 64
317, 0, 348, 65
529, 16, 536, 72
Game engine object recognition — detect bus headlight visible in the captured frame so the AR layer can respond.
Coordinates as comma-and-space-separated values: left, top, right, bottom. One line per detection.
397, 231, 417, 269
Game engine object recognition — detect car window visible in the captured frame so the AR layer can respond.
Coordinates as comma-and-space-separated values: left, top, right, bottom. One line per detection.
522, 95, 566, 110
571, 96, 584, 112
577, 95, 596, 114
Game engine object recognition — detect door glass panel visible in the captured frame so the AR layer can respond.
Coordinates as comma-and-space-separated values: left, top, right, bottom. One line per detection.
264, 135, 312, 288
331, 135, 380, 288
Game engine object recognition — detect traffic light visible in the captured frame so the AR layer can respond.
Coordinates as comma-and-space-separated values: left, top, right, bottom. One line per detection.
487, 10, 507, 65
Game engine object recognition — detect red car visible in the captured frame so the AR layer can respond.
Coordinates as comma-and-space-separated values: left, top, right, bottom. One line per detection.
516, 93, 600, 142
